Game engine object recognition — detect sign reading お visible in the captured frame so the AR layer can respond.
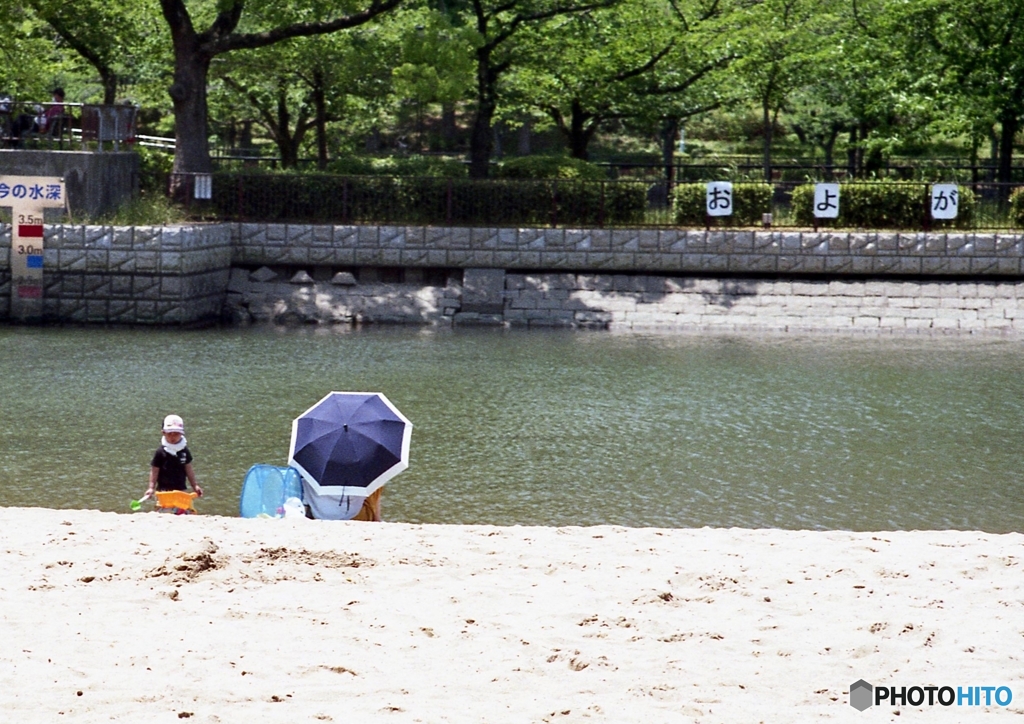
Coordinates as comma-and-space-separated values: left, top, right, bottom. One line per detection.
0, 176, 66, 321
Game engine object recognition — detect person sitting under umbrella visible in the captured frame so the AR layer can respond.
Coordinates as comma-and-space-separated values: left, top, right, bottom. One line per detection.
304, 487, 382, 521
289, 391, 412, 523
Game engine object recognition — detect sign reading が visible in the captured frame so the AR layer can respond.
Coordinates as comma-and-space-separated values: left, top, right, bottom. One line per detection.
930, 184, 958, 220
0, 176, 66, 321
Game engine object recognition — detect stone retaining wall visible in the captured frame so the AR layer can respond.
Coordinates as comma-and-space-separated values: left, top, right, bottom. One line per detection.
225, 267, 1024, 334
0, 223, 231, 324
5, 221, 1024, 331
230, 223, 1024, 276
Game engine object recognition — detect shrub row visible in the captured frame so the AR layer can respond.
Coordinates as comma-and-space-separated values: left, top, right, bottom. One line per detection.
209, 174, 648, 226
1010, 187, 1024, 228
321, 153, 609, 180
672, 182, 977, 229
789, 183, 976, 229
673, 183, 773, 226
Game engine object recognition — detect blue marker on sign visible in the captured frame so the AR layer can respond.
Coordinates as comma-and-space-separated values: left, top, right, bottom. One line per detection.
26, 255, 43, 268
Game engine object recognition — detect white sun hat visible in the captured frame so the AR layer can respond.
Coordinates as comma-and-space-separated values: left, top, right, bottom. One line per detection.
162, 414, 185, 433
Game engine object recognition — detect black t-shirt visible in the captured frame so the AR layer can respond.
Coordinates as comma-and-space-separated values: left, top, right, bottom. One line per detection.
151, 446, 193, 491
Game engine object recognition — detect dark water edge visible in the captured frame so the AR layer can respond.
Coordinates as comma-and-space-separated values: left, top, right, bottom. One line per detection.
1, 324, 1022, 532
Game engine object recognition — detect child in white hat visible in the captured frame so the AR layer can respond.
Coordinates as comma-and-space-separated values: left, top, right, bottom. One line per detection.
140, 414, 203, 503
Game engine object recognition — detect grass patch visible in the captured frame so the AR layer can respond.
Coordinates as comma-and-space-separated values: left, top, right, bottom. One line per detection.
87, 194, 189, 226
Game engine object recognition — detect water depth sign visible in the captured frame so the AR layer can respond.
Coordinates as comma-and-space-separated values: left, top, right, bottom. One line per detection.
0, 176, 66, 321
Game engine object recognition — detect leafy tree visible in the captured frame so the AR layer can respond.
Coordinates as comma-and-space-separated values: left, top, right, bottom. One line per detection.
28, 0, 160, 104
157, 0, 402, 178
508, 0, 734, 162
891, 0, 1024, 185
0, 5, 62, 101
733, 0, 836, 181
463, 0, 617, 178
391, 8, 477, 151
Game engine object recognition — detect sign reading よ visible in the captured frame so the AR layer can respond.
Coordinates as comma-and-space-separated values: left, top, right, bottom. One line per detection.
0, 176, 65, 320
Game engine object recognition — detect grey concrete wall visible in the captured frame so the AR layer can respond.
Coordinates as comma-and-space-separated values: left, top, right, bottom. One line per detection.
5, 221, 1024, 331
224, 267, 1024, 334
0, 150, 138, 217
0, 222, 231, 324
229, 223, 1024, 277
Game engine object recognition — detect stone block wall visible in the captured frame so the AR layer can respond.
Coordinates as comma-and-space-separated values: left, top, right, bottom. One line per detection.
5, 221, 1024, 331
225, 267, 456, 326
0, 222, 231, 324
499, 274, 1024, 333
226, 223, 1024, 277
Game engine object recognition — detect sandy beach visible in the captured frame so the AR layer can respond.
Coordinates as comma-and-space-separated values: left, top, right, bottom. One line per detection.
0, 507, 1021, 722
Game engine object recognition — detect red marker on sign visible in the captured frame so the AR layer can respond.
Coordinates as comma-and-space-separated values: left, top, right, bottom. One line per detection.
18, 225, 44, 238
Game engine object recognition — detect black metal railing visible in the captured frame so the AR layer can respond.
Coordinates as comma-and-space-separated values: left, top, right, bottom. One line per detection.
168, 172, 1024, 231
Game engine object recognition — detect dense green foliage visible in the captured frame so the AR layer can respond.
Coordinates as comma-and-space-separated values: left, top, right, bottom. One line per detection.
3, 0, 1024, 185
1010, 188, 1024, 228
207, 172, 647, 226
495, 156, 608, 180
324, 155, 468, 177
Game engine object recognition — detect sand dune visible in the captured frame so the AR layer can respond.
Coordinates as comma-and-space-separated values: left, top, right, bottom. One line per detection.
0, 507, 1021, 722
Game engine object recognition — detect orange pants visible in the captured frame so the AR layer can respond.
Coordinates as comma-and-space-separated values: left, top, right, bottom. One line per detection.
350, 488, 383, 521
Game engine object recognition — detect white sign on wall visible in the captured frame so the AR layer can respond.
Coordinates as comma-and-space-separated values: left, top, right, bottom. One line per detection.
194, 174, 212, 200
706, 181, 733, 217
0, 175, 66, 321
930, 184, 958, 220
813, 183, 840, 219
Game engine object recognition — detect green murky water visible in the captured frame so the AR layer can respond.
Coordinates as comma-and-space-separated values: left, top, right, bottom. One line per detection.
1, 325, 1021, 531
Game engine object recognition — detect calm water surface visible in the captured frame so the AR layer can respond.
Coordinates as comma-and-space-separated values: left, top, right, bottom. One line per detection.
0, 325, 1021, 531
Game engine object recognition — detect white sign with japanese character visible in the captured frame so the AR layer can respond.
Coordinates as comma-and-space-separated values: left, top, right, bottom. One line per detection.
813, 183, 840, 219
0, 175, 66, 321
706, 181, 733, 217
930, 184, 958, 220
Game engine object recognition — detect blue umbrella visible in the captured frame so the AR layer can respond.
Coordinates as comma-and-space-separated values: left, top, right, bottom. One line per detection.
288, 392, 412, 498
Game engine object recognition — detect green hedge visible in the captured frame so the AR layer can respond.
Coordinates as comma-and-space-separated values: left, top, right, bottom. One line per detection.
135, 146, 174, 195
1010, 187, 1024, 227
789, 183, 975, 229
495, 155, 608, 180
323, 154, 467, 178
210, 174, 647, 226
673, 183, 773, 226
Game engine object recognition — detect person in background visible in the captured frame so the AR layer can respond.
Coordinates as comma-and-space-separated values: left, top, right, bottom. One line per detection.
10, 87, 65, 142
140, 414, 204, 505
0, 93, 12, 142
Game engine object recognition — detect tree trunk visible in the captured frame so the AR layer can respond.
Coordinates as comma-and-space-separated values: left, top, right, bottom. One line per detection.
567, 99, 593, 160
167, 34, 213, 179
847, 126, 858, 178
492, 121, 504, 158
998, 112, 1017, 186
762, 100, 773, 182
822, 124, 840, 180
441, 103, 457, 150
276, 88, 298, 169
312, 69, 328, 170
517, 117, 531, 156
469, 100, 496, 179
661, 117, 679, 188
101, 72, 118, 105
469, 47, 498, 179
988, 125, 1000, 180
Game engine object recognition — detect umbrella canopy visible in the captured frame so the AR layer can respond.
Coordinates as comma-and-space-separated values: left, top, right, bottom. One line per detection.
288, 392, 412, 498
